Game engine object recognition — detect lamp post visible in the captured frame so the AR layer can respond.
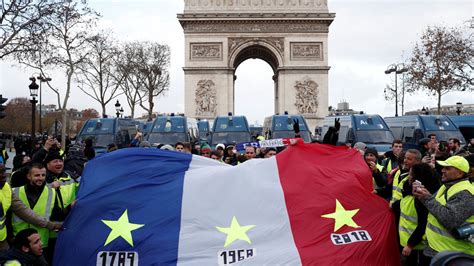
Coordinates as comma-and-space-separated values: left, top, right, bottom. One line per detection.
37, 75, 52, 134
385, 63, 408, 117
29, 77, 39, 141
456, 102, 462, 116
120, 107, 124, 118
115, 100, 121, 118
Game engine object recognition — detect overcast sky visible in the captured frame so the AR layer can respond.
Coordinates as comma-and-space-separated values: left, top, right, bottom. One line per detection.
0, 0, 472, 126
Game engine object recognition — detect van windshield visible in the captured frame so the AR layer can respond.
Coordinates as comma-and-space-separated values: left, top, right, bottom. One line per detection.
214, 117, 248, 132
152, 117, 185, 133
420, 116, 458, 131
356, 131, 394, 144
76, 134, 114, 148
81, 119, 115, 134
354, 116, 388, 130
272, 131, 312, 143
148, 132, 187, 145
273, 116, 308, 131
211, 132, 251, 146
198, 121, 209, 133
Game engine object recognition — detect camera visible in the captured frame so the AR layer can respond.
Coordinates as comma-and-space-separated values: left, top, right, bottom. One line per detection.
452, 224, 474, 243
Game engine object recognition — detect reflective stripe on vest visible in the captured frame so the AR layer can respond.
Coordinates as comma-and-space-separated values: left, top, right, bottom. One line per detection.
12, 185, 55, 247
426, 180, 474, 255
386, 159, 393, 174
0, 183, 12, 241
391, 171, 408, 204
399, 195, 426, 250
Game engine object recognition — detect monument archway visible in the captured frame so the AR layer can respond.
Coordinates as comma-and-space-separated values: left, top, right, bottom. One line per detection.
178, 0, 335, 128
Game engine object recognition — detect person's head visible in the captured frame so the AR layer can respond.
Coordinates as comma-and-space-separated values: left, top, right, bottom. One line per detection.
226, 145, 235, 156
182, 142, 192, 153
409, 163, 439, 193
215, 143, 225, 152
448, 138, 461, 151
437, 156, 469, 183
428, 133, 438, 149
364, 147, 378, 164
200, 144, 212, 158
45, 151, 64, 175
419, 138, 430, 150
264, 147, 277, 158
194, 142, 201, 153
245, 146, 256, 160
210, 150, 222, 161
392, 139, 403, 156
404, 149, 422, 170
85, 138, 93, 147
175, 142, 184, 152
27, 163, 46, 187
0, 163, 6, 188
13, 228, 43, 256
353, 142, 366, 156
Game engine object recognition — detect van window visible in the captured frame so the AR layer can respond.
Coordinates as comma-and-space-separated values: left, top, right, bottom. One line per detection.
420, 116, 457, 131
214, 117, 248, 132
354, 116, 387, 130
152, 117, 185, 133
391, 126, 402, 139
403, 127, 415, 142
338, 126, 348, 143
82, 119, 114, 134
273, 116, 308, 131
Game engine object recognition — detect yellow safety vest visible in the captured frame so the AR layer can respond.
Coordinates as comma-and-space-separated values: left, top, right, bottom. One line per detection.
49, 175, 78, 239
12, 185, 55, 247
426, 180, 474, 255
399, 195, 426, 250
391, 170, 408, 205
372, 164, 384, 190
0, 183, 12, 241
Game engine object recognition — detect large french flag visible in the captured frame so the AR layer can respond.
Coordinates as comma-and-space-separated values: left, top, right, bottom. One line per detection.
54, 143, 399, 265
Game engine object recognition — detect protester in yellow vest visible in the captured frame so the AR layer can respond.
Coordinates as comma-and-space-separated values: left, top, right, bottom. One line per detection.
393, 162, 441, 266
12, 164, 57, 253
413, 156, 474, 257
0, 164, 61, 251
391, 149, 421, 206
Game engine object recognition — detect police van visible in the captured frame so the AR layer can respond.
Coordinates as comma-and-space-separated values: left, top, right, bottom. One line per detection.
385, 115, 466, 149
76, 118, 137, 154
146, 114, 199, 146
448, 115, 474, 141
197, 119, 212, 142
210, 114, 251, 147
263, 113, 312, 143
321, 114, 395, 154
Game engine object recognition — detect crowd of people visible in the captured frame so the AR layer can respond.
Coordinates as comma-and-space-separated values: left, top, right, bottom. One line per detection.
0, 121, 473, 265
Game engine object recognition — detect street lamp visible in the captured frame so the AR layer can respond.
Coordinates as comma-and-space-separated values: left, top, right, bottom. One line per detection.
385, 63, 408, 117
115, 100, 121, 118
456, 102, 462, 116
120, 107, 124, 118
29, 77, 39, 140
37, 75, 52, 134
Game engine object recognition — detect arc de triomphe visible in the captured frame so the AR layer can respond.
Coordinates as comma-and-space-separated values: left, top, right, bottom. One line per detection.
178, 0, 334, 128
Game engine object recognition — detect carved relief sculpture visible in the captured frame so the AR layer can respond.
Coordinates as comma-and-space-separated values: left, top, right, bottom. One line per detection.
228, 37, 284, 57
191, 43, 222, 60
291, 42, 322, 60
294, 78, 319, 114
195, 80, 217, 116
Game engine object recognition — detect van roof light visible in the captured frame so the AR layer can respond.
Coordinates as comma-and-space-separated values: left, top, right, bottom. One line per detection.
170, 113, 175, 116
228, 112, 233, 116
284, 111, 289, 115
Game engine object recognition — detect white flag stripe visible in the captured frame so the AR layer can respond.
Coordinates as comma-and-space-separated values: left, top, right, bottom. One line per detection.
177, 156, 301, 265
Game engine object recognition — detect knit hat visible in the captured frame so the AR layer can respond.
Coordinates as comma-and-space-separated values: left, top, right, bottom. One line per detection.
364, 147, 378, 158
354, 142, 366, 151
201, 143, 212, 153
216, 143, 225, 150
44, 151, 63, 164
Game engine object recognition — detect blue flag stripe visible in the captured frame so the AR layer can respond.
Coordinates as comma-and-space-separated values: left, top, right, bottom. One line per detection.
54, 148, 193, 265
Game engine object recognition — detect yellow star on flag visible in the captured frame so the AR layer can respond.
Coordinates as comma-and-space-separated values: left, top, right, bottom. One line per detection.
216, 216, 255, 247
102, 209, 144, 247
321, 199, 361, 232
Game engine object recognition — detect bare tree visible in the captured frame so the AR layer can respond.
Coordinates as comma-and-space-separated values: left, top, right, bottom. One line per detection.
77, 31, 123, 118
0, 0, 57, 59
406, 26, 473, 114
116, 42, 144, 118
17, 0, 99, 149
135, 42, 170, 121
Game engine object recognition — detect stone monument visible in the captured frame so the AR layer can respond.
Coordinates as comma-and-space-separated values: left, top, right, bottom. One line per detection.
178, 0, 335, 129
